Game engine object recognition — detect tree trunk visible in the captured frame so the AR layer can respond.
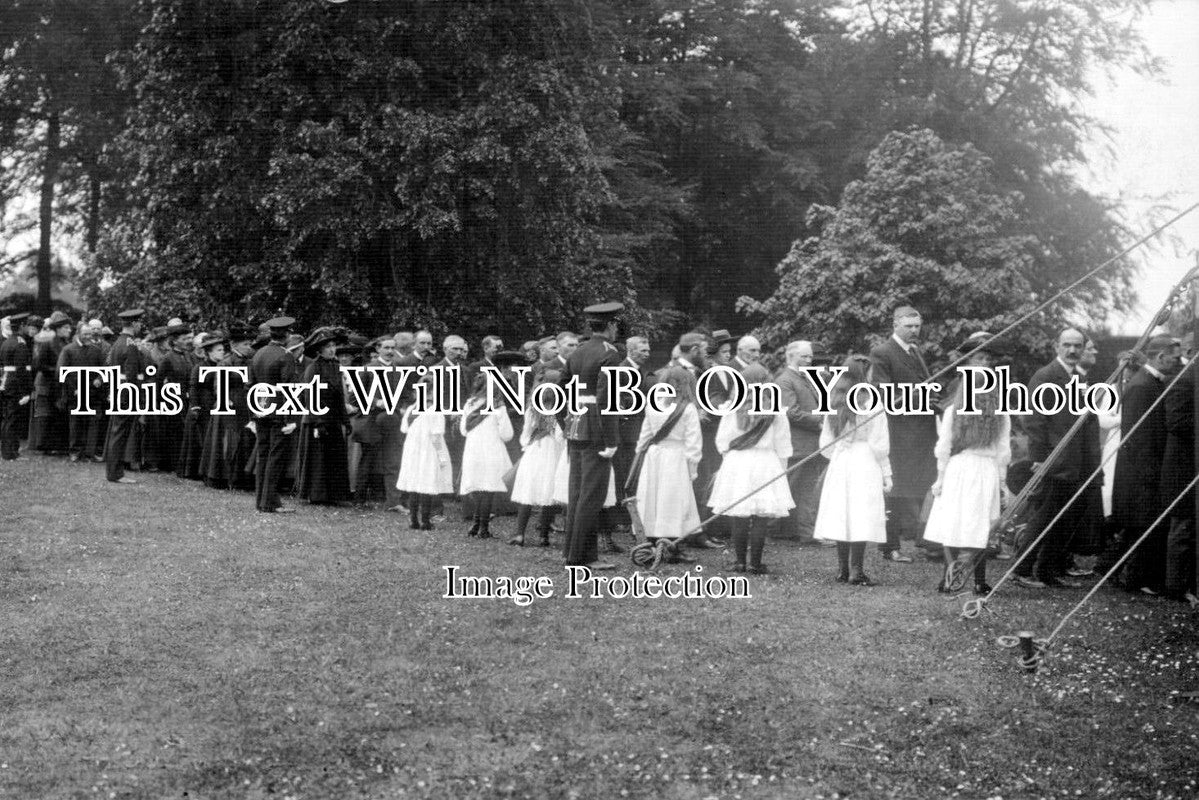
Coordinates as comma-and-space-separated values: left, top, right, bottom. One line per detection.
86, 167, 101, 253
36, 110, 61, 314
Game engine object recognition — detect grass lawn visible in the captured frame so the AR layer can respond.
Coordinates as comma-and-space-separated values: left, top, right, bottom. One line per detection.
2, 455, 1197, 799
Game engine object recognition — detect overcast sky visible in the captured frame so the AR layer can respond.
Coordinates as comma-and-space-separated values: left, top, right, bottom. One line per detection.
1082, 0, 1199, 334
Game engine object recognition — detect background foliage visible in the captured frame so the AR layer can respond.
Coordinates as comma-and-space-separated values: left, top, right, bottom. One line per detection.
0, 0, 1157, 354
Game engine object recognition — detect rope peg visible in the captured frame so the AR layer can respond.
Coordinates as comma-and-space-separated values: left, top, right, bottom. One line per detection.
996, 631, 1046, 673
960, 597, 988, 619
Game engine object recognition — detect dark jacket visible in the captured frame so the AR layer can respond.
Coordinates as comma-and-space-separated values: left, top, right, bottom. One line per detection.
775, 365, 824, 458
870, 336, 937, 496
1025, 359, 1101, 483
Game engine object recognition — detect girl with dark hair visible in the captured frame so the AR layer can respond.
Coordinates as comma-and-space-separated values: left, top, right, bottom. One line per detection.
923, 368, 1010, 594
814, 356, 891, 585
707, 363, 793, 573
459, 372, 514, 539
508, 369, 566, 546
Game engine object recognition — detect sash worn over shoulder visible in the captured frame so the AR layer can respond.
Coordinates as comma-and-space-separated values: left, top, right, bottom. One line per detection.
624, 403, 687, 495
728, 416, 773, 451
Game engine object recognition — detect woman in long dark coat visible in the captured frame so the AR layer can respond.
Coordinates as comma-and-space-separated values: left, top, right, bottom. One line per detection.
296, 328, 351, 505
202, 325, 257, 490
178, 333, 227, 480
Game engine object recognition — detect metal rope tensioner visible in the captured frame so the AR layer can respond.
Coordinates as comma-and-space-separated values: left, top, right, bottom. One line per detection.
996, 631, 1049, 673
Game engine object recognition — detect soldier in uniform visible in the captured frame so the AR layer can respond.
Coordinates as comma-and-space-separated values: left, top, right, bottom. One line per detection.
561, 302, 624, 570
250, 317, 300, 513
0, 313, 38, 460
104, 309, 147, 483
29, 310, 74, 453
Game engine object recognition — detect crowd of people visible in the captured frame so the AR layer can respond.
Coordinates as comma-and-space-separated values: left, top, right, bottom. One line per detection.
0, 302, 1194, 603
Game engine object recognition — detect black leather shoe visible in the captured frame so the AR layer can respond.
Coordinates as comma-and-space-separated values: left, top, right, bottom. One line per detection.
973, 582, 993, 595
747, 564, 769, 575
849, 574, 876, 586
691, 536, 723, 549
835, 571, 849, 583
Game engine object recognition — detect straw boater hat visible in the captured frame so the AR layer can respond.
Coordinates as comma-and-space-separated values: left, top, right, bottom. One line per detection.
708, 329, 735, 354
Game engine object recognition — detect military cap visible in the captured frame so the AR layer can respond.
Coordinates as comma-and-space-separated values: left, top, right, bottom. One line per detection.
583, 301, 624, 321
264, 316, 296, 332
117, 308, 145, 320
8, 312, 30, 325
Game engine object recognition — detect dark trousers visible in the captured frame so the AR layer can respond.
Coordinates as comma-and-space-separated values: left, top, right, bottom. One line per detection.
255, 421, 294, 511
1164, 517, 1195, 596
611, 442, 636, 527
1016, 477, 1081, 581
1, 396, 25, 459
881, 495, 924, 554
1127, 517, 1170, 591
783, 453, 826, 540
68, 412, 103, 459
105, 414, 137, 481
563, 441, 610, 566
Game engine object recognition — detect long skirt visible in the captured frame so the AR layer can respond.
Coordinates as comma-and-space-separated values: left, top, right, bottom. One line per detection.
176, 411, 208, 480
296, 422, 351, 503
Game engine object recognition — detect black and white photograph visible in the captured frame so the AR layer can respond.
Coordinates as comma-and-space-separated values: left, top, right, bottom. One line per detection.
2, 1, 1198, 797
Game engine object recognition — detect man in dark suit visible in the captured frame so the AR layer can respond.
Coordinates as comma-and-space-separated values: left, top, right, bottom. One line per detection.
1113, 335, 1181, 594
562, 303, 624, 570
775, 340, 826, 544
1014, 328, 1102, 588
1163, 347, 1195, 602
465, 335, 503, 390
870, 306, 938, 563
58, 322, 106, 462
250, 316, 299, 512
611, 335, 652, 541
0, 312, 38, 460
104, 309, 147, 483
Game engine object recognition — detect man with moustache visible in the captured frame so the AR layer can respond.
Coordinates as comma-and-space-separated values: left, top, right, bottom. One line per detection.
58, 322, 107, 462
774, 340, 826, 544
1014, 328, 1102, 589
870, 306, 939, 564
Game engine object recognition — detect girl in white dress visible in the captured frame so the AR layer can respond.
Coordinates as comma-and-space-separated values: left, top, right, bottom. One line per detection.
923, 369, 1011, 594
707, 364, 793, 574
396, 373, 452, 530
508, 370, 566, 547
813, 357, 891, 585
459, 374, 514, 539
634, 366, 703, 547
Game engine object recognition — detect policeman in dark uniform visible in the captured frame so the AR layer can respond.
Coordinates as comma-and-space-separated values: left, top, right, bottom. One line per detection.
250, 316, 299, 513
104, 309, 147, 483
562, 302, 624, 570
0, 312, 38, 460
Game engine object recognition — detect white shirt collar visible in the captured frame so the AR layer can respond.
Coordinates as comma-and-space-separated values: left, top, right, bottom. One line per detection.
891, 333, 913, 353
1144, 364, 1165, 381
1056, 357, 1077, 375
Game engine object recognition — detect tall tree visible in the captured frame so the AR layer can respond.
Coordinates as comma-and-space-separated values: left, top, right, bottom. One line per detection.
94, 0, 631, 338
0, 0, 135, 313
740, 128, 1044, 357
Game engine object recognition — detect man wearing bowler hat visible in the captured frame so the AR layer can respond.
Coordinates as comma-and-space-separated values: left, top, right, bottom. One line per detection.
250, 316, 300, 512
104, 309, 147, 483
562, 301, 625, 570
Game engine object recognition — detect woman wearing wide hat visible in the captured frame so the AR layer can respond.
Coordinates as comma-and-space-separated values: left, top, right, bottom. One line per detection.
295, 327, 352, 505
